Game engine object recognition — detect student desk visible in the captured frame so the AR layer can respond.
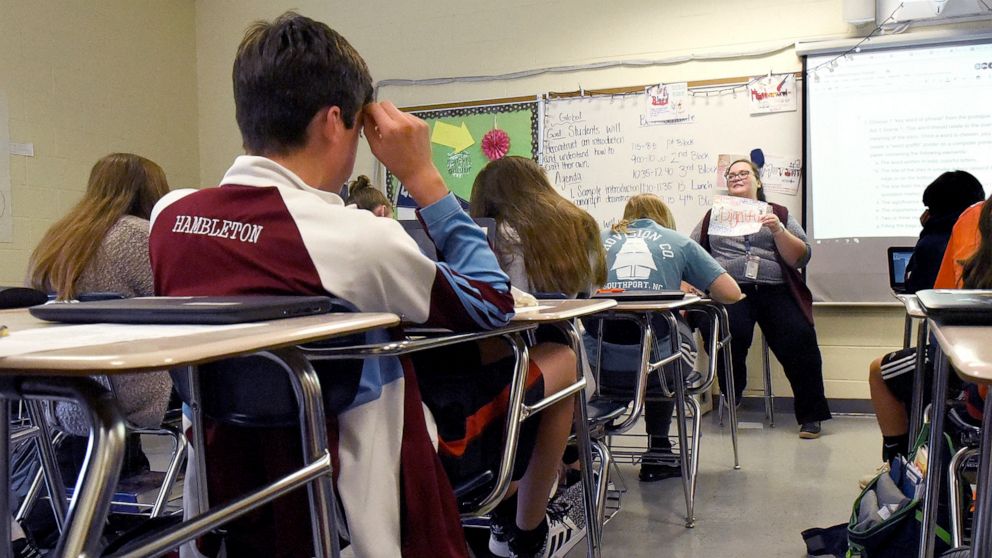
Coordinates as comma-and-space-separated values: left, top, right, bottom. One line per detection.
585, 295, 737, 529
920, 322, 992, 558
306, 297, 616, 558
0, 308, 399, 558
894, 293, 930, 444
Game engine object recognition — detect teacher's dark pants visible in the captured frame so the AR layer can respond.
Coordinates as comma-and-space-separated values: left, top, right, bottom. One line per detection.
718, 283, 832, 425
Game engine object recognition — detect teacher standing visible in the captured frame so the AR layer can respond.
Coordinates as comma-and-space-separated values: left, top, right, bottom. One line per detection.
691, 158, 831, 439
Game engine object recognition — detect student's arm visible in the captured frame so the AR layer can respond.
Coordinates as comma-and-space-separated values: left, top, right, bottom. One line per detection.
682, 238, 742, 304
706, 273, 743, 304
358, 101, 513, 329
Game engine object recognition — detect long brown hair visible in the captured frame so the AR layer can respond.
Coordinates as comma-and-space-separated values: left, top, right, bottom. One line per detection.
470, 156, 606, 293
611, 194, 676, 234
28, 153, 169, 300
961, 198, 992, 289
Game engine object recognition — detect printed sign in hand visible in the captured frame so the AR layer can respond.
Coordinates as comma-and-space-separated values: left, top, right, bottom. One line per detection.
709, 195, 769, 236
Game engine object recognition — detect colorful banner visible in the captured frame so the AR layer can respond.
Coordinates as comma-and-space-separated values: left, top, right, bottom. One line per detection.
644, 83, 689, 123
708, 195, 769, 236
748, 74, 797, 114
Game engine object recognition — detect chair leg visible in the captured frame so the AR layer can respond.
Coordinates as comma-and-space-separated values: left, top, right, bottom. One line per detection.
150, 426, 188, 518
762, 336, 775, 428
590, 439, 612, 535
949, 447, 980, 548
685, 394, 702, 527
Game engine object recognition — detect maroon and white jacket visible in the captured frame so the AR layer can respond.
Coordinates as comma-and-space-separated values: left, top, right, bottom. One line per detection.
149, 156, 514, 557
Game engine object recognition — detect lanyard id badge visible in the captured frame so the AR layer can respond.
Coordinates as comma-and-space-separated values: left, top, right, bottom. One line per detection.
743, 235, 759, 280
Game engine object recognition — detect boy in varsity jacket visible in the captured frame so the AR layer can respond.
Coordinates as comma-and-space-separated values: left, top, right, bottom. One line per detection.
149, 12, 577, 558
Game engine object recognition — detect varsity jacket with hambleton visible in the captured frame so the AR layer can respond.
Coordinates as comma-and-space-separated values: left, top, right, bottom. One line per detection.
149, 155, 513, 558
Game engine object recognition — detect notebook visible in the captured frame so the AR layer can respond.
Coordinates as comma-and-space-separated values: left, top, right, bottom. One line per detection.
887, 247, 915, 294
915, 289, 992, 325
592, 289, 686, 301
399, 218, 497, 262
29, 295, 333, 325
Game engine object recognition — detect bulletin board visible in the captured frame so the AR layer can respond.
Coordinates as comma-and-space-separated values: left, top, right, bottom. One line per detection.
386, 98, 540, 213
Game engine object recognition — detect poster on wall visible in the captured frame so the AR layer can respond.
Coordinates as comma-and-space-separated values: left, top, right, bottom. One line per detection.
760, 154, 802, 196
386, 100, 540, 217
644, 83, 689, 123
0, 92, 12, 243
748, 73, 797, 114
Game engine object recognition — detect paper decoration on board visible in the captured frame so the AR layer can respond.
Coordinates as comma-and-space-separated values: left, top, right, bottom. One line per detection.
644, 83, 689, 123
482, 128, 511, 160
716, 153, 748, 191
431, 121, 475, 153
748, 74, 797, 114
760, 154, 802, 196
708, 195, 769, 237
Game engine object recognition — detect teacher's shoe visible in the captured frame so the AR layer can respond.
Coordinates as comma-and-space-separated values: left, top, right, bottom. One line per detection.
799, 421, 822, 439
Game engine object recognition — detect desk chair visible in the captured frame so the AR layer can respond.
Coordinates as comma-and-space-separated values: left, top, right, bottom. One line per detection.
583, 309, 714, 528
717, 330, 775, 427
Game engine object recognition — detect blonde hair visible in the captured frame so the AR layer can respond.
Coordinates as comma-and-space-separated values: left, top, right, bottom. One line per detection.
611, 194, 676, 233
347, 175, 392, 215
28, 153, 169, 300
470, 156, 606, 293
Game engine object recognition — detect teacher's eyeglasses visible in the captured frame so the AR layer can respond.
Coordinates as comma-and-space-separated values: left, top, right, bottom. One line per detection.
726, 170, 751, 182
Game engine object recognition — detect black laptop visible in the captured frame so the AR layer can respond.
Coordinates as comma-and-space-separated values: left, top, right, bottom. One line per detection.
888, 247, 915, 294
29, 295, 333, 325
915, 289, 992, 325
399, 218, 497, 261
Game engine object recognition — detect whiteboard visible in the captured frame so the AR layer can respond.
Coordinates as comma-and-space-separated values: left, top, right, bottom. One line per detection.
541, 88, 803, 236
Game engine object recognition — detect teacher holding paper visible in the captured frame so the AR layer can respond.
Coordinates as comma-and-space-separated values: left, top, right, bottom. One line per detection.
691, 159, 831, 439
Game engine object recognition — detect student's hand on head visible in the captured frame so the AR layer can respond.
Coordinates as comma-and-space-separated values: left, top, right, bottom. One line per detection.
363, 101, 447, 207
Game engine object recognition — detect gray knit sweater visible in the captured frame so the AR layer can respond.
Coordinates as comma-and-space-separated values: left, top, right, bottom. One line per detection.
43, 215, 173, 436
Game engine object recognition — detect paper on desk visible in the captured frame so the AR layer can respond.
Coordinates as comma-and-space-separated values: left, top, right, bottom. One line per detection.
0, 322, 264, 358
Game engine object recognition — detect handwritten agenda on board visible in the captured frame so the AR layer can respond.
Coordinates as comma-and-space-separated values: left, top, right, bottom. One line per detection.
541, 92, 802, 235
708, 195, 769, 236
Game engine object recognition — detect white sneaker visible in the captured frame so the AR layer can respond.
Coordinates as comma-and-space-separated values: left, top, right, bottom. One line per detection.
508, 501, 583, 558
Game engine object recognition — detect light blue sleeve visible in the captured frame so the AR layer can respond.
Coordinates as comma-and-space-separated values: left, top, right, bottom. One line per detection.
681, 239, 727, 291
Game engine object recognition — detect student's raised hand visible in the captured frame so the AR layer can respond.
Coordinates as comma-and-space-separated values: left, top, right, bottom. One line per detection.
363, 101, 447, 207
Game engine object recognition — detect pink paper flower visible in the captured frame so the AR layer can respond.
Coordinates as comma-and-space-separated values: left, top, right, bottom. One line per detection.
481, 129, 511, 160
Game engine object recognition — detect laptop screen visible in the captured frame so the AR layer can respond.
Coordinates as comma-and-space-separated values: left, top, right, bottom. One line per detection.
887, 247, 914, 293
399, 218, 496, 262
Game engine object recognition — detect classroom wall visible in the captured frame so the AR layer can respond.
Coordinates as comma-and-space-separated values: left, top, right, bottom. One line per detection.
191, 1, 982, 399
0, 0, 200, 286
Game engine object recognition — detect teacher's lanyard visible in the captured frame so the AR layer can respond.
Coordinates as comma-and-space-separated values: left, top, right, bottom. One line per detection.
744, 235, 752, 257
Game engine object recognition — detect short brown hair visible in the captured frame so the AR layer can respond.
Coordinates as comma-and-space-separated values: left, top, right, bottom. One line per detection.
233, 12, 373, 155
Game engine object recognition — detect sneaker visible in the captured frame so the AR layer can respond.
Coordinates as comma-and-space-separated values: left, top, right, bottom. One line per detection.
508, 501, 581, 558
639, 461, 682, 482
12, 538, 43, 558
799, 421, 822, 439
488, 511, 513, 557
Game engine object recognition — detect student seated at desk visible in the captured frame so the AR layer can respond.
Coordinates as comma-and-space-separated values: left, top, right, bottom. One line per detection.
466, 155, 604, 556
346, 174, 393, 217
148, 13, 574, 558
868, 172, 985, 462
588, 194, 741, 481
27, 153, 173, 468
